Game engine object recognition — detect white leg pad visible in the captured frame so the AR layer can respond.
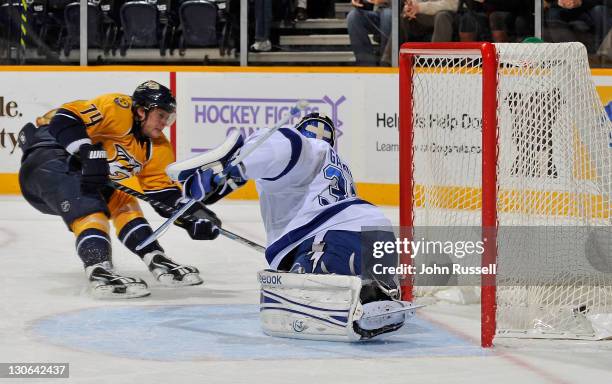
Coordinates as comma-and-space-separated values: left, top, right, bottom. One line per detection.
258, 270, 364, 342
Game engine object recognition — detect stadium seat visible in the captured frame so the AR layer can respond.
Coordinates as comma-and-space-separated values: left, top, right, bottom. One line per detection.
177, 0, 219, 55
63, 2, 105, 57
119, 1, 165, 56
43, 0, 73, 52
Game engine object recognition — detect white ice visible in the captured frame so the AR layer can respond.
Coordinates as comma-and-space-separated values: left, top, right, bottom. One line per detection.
1, 196, 612, 384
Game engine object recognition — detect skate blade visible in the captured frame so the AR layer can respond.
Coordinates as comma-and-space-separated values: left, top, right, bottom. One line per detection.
90, 283, 151, 299
157, 272, 203, 287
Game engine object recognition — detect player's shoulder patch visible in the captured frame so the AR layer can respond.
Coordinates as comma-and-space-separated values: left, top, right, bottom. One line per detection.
114, 95, 131, 109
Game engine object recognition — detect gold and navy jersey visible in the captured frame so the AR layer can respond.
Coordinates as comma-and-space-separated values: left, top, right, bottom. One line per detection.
47, 93, 179, 192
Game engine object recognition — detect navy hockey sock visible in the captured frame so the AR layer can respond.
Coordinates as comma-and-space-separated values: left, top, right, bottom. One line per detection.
118, 217, 164, 258
76, 228, 112, 267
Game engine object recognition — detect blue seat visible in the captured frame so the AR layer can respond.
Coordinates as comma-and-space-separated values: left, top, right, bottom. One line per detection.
119, 1, 162, 56
178, 0, 218, 53
63, 2, 105, 56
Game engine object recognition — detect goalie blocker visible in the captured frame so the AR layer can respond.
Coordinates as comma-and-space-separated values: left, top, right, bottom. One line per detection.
166, 131, 247, 205
258, 270, 421, 342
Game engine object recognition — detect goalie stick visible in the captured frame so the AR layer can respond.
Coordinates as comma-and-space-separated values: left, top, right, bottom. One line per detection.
109, 180, 266, 254
137, 99, 310, 251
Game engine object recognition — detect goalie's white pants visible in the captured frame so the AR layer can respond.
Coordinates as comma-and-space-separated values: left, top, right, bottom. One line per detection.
258, 270, 413, 342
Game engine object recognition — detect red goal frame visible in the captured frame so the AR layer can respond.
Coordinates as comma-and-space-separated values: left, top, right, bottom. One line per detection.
398, 42, 499, 348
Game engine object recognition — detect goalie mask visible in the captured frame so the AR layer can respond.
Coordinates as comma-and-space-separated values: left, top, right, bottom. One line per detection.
295, 112, 335, 147
132, 80, 177, 125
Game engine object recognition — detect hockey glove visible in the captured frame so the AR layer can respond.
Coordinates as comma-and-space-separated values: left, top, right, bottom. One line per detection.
186, 163, 247, 202
80, 143, 110, 193
175, 217, 220, 240
186, 168, 219, 201
189, 202, 223, 228
217, 163, 248, 196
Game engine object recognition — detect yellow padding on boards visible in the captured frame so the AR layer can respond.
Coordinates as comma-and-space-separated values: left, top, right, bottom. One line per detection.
0, 174, 143, 195
0, 174, 20, 194
225, 180, 401, 206
414, 185, 610, 219
6, 173, 607, 218
70, 212, 110, 237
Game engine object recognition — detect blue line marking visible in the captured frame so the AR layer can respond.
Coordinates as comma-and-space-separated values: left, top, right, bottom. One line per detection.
30, 305, 487, 361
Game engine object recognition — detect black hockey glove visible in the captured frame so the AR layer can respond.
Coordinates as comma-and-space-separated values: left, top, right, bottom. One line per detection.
175, 217, 220, 240
190, 203, 222, 228
79, 143, 110, 193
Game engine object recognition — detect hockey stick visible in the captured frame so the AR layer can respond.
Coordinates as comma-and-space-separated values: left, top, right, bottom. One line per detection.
136, 99, 309, 251
109, 180, 266, 254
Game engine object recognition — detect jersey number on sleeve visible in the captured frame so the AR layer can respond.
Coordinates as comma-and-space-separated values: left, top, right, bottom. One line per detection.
318, 164, 357, 206
80, 104, 103, 127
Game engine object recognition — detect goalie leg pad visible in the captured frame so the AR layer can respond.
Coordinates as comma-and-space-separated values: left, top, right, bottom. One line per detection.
258, 271, 417, 341
258, 270, 364, 342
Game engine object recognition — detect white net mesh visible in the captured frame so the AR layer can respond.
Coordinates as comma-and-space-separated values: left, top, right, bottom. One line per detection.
405, 43, 612, 339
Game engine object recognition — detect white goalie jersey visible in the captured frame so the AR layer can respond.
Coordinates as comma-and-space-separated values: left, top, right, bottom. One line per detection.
241, 128, 392, 269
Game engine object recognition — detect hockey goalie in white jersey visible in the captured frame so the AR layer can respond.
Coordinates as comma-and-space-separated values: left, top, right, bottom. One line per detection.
167, 112, 420, 341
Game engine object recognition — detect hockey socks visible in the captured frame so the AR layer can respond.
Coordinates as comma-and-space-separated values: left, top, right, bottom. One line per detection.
119, 217, 165, 257
76, 228, 112, 267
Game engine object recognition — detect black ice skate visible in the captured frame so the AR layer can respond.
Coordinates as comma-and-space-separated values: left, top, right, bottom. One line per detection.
144, 251, 203, 286
86, 261, 150, 299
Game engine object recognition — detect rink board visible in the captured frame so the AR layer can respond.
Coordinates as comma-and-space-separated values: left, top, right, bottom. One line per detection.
30, 304, 486, 361
2, 67, 612, 207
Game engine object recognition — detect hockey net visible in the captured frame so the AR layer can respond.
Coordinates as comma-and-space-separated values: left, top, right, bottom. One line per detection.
399, 42, 612, 347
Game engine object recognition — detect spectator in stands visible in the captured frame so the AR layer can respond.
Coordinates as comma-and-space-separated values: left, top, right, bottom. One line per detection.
488, 0, 534, 42
544, 0, 610, 53
296, 0, 308, 21
457, 0, 489, 42
399, 0, 458, 43
378, 0, 457, 66
596, 26, 612, 62
347, 0, 391, 66
251, 0, 273, 52
458, 0, 534, 42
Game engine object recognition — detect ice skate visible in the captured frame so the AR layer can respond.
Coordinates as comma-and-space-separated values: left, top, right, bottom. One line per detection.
144, 251, 203, 286
86, 261, 150, 299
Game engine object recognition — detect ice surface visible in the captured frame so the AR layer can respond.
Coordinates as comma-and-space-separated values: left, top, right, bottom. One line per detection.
1, 196, 611, 384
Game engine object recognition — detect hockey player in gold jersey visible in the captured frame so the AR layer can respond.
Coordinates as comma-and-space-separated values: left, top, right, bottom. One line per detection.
18, 80, 220, 298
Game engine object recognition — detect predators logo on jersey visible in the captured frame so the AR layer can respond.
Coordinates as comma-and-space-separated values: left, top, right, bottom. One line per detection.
109, 144, 143, 180
114, 96, 131, 109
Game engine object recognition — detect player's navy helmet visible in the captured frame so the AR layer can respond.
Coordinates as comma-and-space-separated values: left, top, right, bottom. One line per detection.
295, 112, 335, 147
132, 80, 176, 114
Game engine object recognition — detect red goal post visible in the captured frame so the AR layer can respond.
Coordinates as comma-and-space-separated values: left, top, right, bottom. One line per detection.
399, 42, 500, 348
399, 41, 612, 348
